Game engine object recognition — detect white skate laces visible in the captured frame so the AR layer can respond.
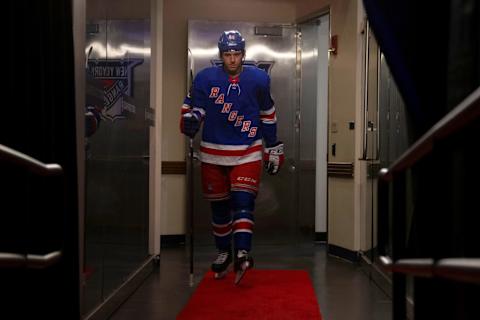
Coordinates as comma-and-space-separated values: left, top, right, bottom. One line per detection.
214, 251, 230, 264
237, 249, 248, 259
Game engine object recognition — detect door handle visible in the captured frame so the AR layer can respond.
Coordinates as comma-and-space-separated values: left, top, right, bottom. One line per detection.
0, 251, 62, 269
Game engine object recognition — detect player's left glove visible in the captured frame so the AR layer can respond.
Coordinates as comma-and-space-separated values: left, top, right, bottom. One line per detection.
263, 142, 284, 175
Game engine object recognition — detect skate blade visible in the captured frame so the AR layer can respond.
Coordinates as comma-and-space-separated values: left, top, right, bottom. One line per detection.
234, 270, 245, 285
234, 261, 250, 285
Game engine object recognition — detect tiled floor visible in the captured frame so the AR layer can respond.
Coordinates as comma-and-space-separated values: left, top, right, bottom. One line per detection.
109, 244, 392, 320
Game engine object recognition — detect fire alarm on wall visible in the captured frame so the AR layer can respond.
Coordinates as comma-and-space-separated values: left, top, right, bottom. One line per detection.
329, 35, 338, 55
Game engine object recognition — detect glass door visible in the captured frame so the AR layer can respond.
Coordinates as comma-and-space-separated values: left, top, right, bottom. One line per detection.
363, 18, 413, 297
83, 18, 151, 315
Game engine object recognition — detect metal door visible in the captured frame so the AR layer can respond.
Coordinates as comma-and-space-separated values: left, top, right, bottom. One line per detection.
298, 14, 330, 243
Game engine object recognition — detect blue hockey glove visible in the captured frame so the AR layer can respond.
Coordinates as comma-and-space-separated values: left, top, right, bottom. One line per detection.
263, 142, 285, 175
181, 112, 201, 138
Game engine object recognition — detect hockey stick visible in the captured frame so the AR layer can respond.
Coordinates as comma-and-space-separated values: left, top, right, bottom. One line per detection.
187, 51, 195, 287
188, 137, 195, 287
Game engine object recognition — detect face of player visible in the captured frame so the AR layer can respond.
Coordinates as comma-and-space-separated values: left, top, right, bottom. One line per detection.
221, 51, 244, 76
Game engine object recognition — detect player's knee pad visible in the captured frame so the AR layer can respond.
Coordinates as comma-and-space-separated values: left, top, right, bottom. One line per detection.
230, 191, 255, 212
232, 209, 254, 226
210, 199, 231, 224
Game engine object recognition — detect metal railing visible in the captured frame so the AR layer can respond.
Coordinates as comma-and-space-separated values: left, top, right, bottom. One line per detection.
378, 87, 480, 273
0, 144, 63, 176
380, 256, 480, 284
376, 86, 480, 319
379, 87, 480, 182
0, 143, 63, 268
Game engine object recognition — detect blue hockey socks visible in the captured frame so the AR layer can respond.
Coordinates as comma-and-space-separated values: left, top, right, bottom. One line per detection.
211, 200, 232, 250
231, 191, 255, 252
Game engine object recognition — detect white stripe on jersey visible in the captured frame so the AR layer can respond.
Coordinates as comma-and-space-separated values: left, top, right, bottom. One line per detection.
260, 106, 277, 124
262, 118, 277, 124
260, 106, 275, 115
200, 139, 262, 151
200, 150, 262, 166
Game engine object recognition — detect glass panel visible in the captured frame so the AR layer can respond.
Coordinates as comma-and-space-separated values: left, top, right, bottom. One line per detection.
362, 20, 416, 306
365, 24, 379, 262
83, 19, 150, 315
298, 14, 329, 243
372, 50, 412, 280
187, 21, 299, 246
299, 23, 317, 242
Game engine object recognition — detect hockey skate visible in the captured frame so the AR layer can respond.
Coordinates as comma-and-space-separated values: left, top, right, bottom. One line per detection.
234, 250, 254, 285
211, 250, 232, 279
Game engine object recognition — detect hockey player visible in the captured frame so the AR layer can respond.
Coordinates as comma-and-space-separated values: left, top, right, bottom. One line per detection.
180, 30, 284, 284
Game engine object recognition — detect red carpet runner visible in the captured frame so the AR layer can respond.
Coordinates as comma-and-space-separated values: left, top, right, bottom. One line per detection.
177, 269, 322, 320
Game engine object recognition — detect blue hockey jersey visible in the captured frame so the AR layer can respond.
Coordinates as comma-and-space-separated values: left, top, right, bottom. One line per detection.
181, 65, 277, 166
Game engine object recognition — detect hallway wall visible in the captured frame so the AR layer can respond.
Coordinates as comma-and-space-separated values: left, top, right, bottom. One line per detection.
296, 0, 363, 254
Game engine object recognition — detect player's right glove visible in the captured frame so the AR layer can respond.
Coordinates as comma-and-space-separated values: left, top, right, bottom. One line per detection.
180, 111, 201, 138
263, 141, 285, 175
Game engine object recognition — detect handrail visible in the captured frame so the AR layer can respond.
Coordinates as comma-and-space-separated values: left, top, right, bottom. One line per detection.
0, 143, 63, 176
379, 256, 434, 277
0, 145, 64, 270
379, 255, 480, 284
380, 87, 480, 181
0, 251, 62, 269
435, 258, 480, 284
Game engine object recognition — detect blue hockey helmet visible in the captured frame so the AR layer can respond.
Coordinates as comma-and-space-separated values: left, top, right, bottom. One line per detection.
218, 30, 245, 53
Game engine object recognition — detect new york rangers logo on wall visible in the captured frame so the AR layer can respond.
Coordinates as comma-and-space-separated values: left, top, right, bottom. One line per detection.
87, 58, 143, 121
